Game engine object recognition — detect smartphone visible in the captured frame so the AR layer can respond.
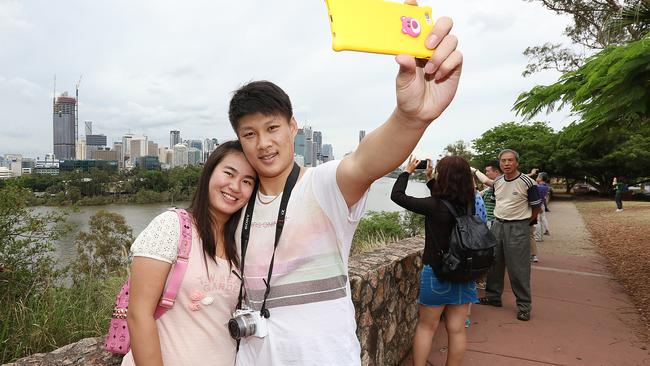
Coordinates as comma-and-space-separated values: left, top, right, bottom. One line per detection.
324, 0, 435, 58
415, 159, 428, 170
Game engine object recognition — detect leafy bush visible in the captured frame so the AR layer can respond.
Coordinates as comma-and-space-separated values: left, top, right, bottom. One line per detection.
71, 210, 134, 282
1, 186, 133, 363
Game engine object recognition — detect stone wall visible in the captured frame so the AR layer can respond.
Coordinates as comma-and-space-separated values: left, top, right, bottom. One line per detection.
6, 237, 424, 366
350, 237, 424, 366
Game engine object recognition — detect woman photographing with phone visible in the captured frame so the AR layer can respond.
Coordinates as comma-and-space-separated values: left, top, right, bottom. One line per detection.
391, 155, 478, 366
122, 141, 256, 366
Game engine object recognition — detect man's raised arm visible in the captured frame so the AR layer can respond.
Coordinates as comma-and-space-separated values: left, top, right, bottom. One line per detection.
337, 15, 463, 208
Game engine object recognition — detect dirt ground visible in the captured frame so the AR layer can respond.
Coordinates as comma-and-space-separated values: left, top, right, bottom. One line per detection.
575, 199, 650, 341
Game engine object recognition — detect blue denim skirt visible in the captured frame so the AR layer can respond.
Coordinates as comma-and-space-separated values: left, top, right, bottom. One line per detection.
418, 265, 478, 306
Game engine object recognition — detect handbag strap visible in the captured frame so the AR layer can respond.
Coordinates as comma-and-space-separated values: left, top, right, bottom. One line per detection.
153, 208, 192, 318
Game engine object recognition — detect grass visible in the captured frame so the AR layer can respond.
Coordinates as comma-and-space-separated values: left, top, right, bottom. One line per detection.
350, 232, 408, 256
1, 276, 124, 363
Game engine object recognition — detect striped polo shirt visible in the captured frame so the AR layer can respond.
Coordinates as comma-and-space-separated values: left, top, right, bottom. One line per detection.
493, 173, 542, 221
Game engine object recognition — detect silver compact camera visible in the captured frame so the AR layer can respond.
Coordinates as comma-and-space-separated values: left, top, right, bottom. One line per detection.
228, 308, 268, 339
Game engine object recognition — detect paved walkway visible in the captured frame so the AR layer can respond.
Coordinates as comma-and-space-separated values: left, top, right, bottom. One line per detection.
401, 200, 650, 366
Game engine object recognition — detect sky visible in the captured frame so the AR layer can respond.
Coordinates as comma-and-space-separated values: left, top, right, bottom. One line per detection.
0, 0, 579, 160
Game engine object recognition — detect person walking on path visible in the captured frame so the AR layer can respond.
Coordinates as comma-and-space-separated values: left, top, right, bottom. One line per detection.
613, 176, 626, 212
471, 149, 542, 321
391, 155, 478, 366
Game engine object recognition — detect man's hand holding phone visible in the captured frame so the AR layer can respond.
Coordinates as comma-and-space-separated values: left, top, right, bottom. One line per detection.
395, 1, 462, 129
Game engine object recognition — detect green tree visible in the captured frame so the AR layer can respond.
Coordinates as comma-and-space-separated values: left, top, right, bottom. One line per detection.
0, 185, 69, 298
71, 210, 134, 282
443, 139, 474, 162
522, 0, 648, 76
514, 35, 650, 138
471, 121, 557, 172
550, 122, 650, 193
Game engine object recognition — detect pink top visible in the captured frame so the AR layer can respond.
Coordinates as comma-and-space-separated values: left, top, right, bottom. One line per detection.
121, 211, 240, 366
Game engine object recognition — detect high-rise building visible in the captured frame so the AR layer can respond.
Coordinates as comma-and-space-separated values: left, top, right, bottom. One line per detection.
301, 126, 315, 167
159, 147, 174, 168
148, 141, 158, 156
53, 93, 77, 160
75, 139, 87, 160
187, 147, 202, 165
204, 138, 219, 161
170, 130, 181, 148
86, 134, 107, 146
113, 142, 123, 168
359, 130, 366, 143
121, 134, 134, 166
84, 121, 93, 136
129, 136, 148, 165
322, 144, 333, 162
21, 158, 35, 175
313, 131, 322, 164
85, 134, 108, 160
186, 140, 203, 163
294, 128, 306, 158
6, 154, 23, 177
173, 144, 188, 167
91, 148, 120, 162
163, 148, 174, 167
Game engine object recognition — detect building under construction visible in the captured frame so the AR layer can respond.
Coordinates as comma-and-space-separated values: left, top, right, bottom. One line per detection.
53, 92, 77, 160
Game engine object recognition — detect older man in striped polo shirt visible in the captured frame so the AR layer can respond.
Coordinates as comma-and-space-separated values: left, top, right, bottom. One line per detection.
472, 149, 542, 321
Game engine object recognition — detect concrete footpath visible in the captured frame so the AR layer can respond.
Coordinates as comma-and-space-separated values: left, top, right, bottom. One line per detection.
401, 200, 650, 366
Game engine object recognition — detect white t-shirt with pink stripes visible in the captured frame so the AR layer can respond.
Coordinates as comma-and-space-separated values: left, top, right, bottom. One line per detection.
235, 160, 368, 366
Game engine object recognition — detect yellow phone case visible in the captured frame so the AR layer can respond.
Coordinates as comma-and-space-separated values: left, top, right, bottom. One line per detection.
325, 0, 435, 58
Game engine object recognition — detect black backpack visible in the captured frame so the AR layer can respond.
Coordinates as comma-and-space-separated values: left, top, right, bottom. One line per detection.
433, 200, 497, 283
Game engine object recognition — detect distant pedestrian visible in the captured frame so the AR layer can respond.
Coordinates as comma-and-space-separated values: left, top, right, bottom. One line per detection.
534, 173, 551, 241
613, 177, 626, 212
472, 149, 542, 321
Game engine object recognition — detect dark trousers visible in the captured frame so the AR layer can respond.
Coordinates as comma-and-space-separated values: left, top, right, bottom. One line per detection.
485, 220, 532, 313
615, 192, 623, 209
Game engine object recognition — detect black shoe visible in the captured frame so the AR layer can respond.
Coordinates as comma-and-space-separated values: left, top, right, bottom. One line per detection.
517, 310, 530, 321
478, 297, 502, 307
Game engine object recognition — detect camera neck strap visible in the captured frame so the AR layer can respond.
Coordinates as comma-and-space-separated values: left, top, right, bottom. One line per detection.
237, 162, 300, 318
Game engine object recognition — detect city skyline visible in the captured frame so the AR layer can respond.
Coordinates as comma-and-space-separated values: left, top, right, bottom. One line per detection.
1, 0, 577, 161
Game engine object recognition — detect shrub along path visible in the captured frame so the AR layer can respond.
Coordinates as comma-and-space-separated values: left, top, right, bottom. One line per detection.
401, 198, 650, 366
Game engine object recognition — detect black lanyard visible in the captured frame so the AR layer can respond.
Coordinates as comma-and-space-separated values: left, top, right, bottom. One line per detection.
237, 162, 300, 318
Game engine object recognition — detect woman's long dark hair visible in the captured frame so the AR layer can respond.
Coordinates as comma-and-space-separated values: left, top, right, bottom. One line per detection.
430, 156, 475, 213
188, 140, 250, 268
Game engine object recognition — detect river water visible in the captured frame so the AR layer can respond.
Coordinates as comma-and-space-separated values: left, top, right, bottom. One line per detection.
38, 177, 428, 263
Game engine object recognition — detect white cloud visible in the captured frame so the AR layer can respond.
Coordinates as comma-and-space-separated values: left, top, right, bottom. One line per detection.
0, 0, 30, 30
0, 0, 577, 160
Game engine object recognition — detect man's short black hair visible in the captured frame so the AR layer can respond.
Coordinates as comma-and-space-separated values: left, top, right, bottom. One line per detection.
228, 80, 293, 131
485, 160, 500, 172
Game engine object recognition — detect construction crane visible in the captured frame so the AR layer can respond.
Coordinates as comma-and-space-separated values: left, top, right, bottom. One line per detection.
75, 75, 82, 142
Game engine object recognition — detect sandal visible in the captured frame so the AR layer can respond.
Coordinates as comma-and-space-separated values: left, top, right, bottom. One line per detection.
478, 297, 502, 307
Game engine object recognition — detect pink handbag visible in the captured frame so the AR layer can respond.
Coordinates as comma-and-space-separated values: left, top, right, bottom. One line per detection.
104, 208, 192, 354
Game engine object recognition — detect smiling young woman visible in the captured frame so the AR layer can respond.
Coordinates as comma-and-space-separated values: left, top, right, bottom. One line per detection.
122, 141, 256, 366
